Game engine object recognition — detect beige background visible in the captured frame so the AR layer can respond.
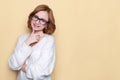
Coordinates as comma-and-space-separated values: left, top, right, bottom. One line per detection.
0, 0, 120, 80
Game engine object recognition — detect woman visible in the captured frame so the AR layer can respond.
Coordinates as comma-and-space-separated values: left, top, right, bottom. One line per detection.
8, 4, 56, 80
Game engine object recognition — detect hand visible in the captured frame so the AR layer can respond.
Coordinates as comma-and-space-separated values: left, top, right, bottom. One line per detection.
25, 30, 40, 46
21, 63, 27, 72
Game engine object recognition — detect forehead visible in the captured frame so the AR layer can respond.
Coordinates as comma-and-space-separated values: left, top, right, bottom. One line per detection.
35, 11, 48, 20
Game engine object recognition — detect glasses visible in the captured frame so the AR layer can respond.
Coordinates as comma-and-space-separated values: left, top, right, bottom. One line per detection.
32, 15, 49, 25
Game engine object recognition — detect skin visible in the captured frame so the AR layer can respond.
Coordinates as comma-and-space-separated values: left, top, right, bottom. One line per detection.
21, 11, 49, 72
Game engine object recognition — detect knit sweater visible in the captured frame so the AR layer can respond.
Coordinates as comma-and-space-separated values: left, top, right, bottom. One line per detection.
8, 34, 56, 80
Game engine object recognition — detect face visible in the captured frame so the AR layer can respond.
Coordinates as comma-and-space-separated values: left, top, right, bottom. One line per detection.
31, 11, 49, 31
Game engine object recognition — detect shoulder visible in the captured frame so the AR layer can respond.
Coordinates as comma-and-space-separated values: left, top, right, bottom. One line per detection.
18, 33, 30, 41
46, 34, 55, 42
44, 35, 55, 48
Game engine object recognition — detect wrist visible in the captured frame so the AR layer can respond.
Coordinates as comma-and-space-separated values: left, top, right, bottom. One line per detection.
21, 64, 27, 73
25, 40, 31, 46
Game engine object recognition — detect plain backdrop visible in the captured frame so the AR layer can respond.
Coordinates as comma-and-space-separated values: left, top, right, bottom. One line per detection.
0, 0, 120, 80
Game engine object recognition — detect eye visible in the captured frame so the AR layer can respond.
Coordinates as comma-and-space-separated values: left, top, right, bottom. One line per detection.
34, 15, 39, 19
40, 19, 47, 22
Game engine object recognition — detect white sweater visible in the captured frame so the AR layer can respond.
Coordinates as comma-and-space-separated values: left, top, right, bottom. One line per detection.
8, 34, 56, 80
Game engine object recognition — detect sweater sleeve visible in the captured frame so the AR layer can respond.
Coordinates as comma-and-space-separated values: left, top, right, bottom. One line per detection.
25, 37, 56, 79
8, 35, 32, 70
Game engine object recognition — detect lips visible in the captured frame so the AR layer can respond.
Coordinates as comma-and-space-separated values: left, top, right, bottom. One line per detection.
36, 26, 40, 28
32, 23, 44, 31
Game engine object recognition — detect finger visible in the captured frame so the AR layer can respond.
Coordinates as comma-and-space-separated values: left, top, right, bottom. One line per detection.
30, 42, 38, 46
31, 30, 36, 36
32, 29, 35, 34
31, 23, 34, 31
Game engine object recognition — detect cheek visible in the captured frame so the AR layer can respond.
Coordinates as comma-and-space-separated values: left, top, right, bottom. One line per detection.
41, 25, 46, 29
31, 20, 34, 24
39, 24, 46, 28
44, 24, 47, 28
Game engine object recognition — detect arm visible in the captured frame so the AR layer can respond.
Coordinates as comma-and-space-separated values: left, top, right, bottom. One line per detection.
8, 35, 32, 70
25, 37, 56, 79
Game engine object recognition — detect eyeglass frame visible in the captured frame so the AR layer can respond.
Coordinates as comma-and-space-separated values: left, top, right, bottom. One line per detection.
32, 15, 50, 25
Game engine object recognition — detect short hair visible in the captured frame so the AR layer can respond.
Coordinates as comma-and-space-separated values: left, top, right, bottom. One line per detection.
27, 4, 56, 34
